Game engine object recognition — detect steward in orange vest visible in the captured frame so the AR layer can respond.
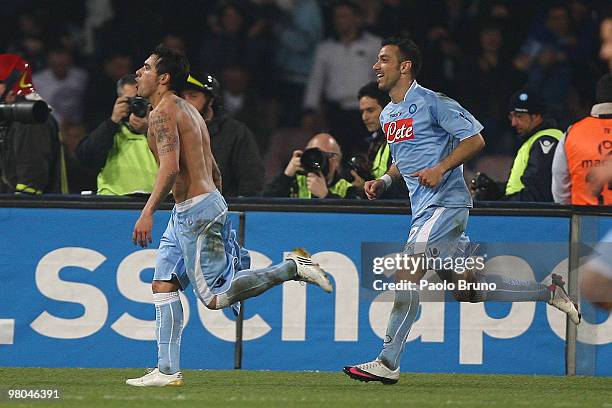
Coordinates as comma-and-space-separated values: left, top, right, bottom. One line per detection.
552, 74, 612, 205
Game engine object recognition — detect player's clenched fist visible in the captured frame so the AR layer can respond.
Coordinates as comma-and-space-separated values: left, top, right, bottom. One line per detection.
284, 150, 304, 177
364, 179, 386, 200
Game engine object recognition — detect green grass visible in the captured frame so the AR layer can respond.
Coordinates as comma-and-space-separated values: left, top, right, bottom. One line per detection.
1, 368, 611, 408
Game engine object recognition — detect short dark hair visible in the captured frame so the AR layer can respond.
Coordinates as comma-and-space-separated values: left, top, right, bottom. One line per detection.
116, 74, 137, 95
152, 44, 190, 92
381, 35, 422, 77
358, 81, 390, 107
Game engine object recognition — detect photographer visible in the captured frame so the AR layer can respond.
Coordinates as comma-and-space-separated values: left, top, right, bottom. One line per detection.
471, 88, 562, 202
263, 133, 359, 199
75, 74, 157, 195
0, 54, 67, 194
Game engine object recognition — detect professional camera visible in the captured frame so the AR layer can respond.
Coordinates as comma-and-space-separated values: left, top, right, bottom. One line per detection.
470, 172, 503, 200
127, 96, 149, 118
343, 155, 372, 183
0, 100, 49, 124
299, 147, 329, 176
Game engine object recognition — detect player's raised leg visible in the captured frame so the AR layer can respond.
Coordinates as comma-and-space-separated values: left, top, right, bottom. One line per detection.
451, 246, 581, 324
207, 248, 333, 310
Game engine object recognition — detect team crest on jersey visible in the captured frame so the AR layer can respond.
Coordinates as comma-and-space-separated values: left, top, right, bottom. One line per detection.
384, 118, 414, 144
409, 104, 417, 114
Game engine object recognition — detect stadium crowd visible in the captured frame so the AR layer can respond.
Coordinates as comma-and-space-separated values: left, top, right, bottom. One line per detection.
0, 0, 610, 204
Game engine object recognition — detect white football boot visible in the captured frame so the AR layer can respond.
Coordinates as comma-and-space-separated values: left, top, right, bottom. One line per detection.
343, 359, 400, 385
285, 248, 333, 293
548, 273, 581, 325
125, 368, 184, 387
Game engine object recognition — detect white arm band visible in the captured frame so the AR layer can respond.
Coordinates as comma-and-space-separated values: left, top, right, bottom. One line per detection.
380, 174, 392, 189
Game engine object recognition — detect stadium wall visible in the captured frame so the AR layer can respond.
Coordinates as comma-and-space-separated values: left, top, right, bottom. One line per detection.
0, 197, 610, 376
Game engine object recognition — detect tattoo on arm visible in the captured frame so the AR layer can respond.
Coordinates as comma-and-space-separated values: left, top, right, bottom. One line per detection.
150, 111, 178, 155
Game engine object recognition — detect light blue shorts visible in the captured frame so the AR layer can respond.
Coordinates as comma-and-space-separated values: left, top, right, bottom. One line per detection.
154, 190, 250, 306
404, 206, 470, 259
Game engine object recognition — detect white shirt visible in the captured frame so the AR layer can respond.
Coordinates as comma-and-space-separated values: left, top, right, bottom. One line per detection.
33, 67, 88, 125
303, 32, 381, 110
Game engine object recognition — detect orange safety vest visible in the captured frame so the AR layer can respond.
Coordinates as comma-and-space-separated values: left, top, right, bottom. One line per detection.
564, 116, 612, 205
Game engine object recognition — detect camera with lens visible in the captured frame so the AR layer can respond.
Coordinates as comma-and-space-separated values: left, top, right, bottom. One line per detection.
0, 100, 50, 124
343, 155, 372, 183
470, 172, 503, 200
299, 147, 329, 176
126, 96, 149, 118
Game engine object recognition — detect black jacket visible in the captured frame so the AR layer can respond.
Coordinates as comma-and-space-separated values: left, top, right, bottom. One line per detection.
207, 113, 264, 197
75, 118, 122, 171
0, 115, 63, 194
503, 118, 560, 202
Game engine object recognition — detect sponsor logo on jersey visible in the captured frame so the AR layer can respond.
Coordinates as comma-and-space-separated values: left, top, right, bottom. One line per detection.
384, 118, 414, 144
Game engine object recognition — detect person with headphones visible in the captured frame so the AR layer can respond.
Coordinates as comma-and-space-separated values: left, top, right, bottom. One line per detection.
181, 71, 264, 197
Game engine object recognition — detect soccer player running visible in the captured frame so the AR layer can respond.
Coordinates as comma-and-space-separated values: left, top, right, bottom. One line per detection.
343, 35, 581, 385
126, 45, 332, 387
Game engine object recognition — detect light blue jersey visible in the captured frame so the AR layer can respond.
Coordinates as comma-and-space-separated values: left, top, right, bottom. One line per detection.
380, 80, 483, 218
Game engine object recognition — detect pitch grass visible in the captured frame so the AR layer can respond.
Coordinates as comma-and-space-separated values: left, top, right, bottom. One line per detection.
1, 368, 611, 408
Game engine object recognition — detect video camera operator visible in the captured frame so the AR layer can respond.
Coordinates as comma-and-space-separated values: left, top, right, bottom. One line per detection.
75, 74, 157, 195
263, 133, 359, 199
0, 54, 67, 194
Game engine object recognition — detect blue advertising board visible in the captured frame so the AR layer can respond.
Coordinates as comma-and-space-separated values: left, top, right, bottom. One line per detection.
0, 208, 610, 376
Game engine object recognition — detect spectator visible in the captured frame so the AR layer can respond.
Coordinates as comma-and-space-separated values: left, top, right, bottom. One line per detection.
0, 54, 68, 194
181, 72, 264, 197
273, 0, 323, 127
263, 132, 359, 199
513, 4, 583, 118
221, 64, 270, 155
197, 1, 268, 86
458, 23, 526, 155
83, 52, 133, 131
472, 88, 562, 202
419, 26, 463, 98
360, 0, 414, 39
552, 73, 612, 205
75, 74, 157, 196
161, 33, 187, 54
303, 0, 380, 156
355, 81, 407, 199
601, 13, 612, 71
33, 47, 88, 127
5, 12, 47, 71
